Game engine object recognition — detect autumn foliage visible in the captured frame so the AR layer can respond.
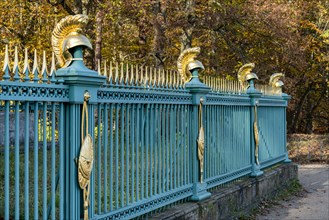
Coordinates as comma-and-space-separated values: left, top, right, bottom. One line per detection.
0, 0, 328, 133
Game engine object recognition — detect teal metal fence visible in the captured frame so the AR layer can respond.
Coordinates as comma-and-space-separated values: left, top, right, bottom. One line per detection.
0, 45, 290, 219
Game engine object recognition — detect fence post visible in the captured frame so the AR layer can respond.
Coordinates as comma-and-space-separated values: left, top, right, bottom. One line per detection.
185, 65, 211, 201
282, 93, 291, 163
55, 46, 105, 219
247, 79, 264, 177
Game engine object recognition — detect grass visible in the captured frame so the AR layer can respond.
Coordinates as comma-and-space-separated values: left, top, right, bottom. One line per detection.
0, 147, 60, 219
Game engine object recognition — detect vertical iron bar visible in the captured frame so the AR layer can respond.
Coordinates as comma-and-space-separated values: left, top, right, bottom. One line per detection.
135, 104, 144, 201
136, 104, 140, 201
183, 105, 187, 185
130, 104, 135, 203
186, 105, 190, 183
125, 104, 129, 205
43, 102, 47, 219
89, 105, 95, 218
115, 104, 119, 209
120, 104, 124, 207
51, 104, 56, 220
24, 102, 30, 220
156, 104, 161, 194
173, 105, 177, 189
170, 105, 173, 190
104, 104, 108, 212
59, 103, 64, 219
161, 104, 166, 193
4, 101, 9, 220
145, 104, 149, 198
97, 104, 102, 213
166, 105, 170, 191
14, 102, 20, 219
109, 104, 113, 211
34, 102, 39, 219
150, 104, 153, 197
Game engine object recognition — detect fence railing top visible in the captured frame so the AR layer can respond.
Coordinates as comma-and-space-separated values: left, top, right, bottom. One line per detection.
0, 45, 285, 97
96, 59, 186, 90
1, 45, 57, 84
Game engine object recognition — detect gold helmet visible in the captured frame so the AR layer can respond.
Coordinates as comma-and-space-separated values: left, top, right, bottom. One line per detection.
177, 47, 203, 83
269, 73, 284, 88
237, 63, 258, 89
52, 14, 92, 68
187, 60, 204, 72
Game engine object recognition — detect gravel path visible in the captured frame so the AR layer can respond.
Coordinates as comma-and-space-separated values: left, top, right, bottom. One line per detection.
256, 164, 329, 220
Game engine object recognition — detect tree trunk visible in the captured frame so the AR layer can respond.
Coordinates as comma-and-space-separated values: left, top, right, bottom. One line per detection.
180, 0, 195, 51
289, 84, 311, 133
152, 0, 166, 68
94, 5, 105, 70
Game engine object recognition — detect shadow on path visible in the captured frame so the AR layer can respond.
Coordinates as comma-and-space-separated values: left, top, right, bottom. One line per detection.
256, 164, 329, 220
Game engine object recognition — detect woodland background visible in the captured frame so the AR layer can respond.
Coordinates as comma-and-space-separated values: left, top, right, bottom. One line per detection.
0, 0, 328, 134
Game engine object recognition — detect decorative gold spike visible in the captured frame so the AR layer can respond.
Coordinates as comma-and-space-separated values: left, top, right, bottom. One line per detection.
109, 61, 113, 82
215, 78, 219, 91
148, 66, 152, 86
153, 68, 159, 87
50, 52, 56, 76
211, 77, 214, 90
120, 62, 124, 84
97, 59, 101, 75
173, 70, 176, 88
169, 70, 173, 87
157, 69, 161, 87
135, 64, 139, 85
3, 45, 10, 72
32, 49, 39, 74
125, 63, 129, 85
164, 70, 168, 87
23, 48, 30, 74
149, 66, 152, 86
130, 64, 134, 85
12, 46, 20, 81
41, 51, 48, 75
140, 65, 144, 86
13, 46, 19, 72
103, 60, 107, 78
115, 62, 119, 83
161, 69, 165, 87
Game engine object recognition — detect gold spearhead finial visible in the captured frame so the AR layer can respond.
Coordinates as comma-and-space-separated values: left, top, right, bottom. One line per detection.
3, 45, 10, 72
177, 47, 203, 83
52, 14, 92, 68
237, 63, 258, 89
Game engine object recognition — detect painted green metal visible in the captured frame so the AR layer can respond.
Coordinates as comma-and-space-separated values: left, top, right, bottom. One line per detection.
0, 45, 291, 220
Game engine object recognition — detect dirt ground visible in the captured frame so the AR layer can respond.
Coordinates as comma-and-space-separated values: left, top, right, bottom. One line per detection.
256, 164, 329, 220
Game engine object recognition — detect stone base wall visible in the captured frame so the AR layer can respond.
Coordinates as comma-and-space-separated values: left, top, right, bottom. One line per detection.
151, 163, 298, 220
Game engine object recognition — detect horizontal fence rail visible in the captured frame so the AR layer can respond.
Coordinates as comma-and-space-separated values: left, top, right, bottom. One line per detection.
0, 45, 291, 220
